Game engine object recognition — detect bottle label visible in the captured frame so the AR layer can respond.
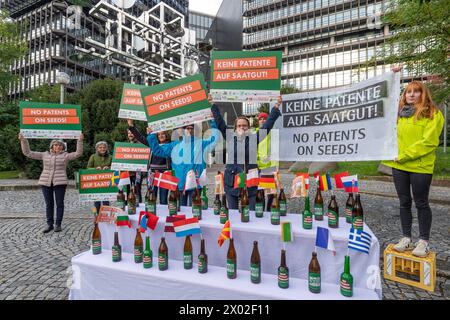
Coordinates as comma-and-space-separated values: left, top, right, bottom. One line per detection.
143, 251, 153, 268
328, 209, 339, 227
226, 259, 236, 278
112, 246, 121, 262
314, 205, 323, 217
158, 253, 168, 270
250, 263, 261, 283
213, 203, 220, 215
271, 208, 280, 225
168, 201, 177, 215
309, 272, 321, 292
192, 206, 202, 219
255, 203, 264, 217
134, 245, 143, 263
92, 239, 102, 255
340, 277, 353, 297
220, 209, 228, 224
202, 198, 208, 210
345, 206, 353, 222
279, 201, 287, 215
303, 213, 313, 229
116, 200, 125, 210
128, 202, 136, 214
278, 267, 289, 288
198, 256, 207, 273
352, 217, 364, 230
241, 206, 250, 222
184, 252, 193, 269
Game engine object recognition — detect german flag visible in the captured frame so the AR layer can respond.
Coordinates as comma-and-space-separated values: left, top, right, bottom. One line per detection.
258, 174, 276, 189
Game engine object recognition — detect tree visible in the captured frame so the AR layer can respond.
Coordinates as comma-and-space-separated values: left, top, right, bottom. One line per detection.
376, 0, 450, 103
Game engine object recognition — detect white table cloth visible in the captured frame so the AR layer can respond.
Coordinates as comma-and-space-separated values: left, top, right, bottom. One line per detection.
69, 250, 380, 300
95, 204, 381, 298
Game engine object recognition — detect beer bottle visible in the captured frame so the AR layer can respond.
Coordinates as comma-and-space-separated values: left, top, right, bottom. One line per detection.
168, 189, 177, 216
302, 195, 313, 229
149, 188, 158, 215
345, 193, 355, 224
143, 235, 153, 268
158, 236, 168, 271
250, 241, 261, 284
340, 255, 353, 297
183, 235, 193, 269
327, 195, 339, 228
255, 189, 264, 218
308, 252, 321, 293
175, 188, 181, 213
92, 222, 102, 255
198, 238, 208, 274
134, 228, 143, 263
240, 187, 250, 223
314, 187, 324, 220
192, 188, 202, 220
279, 188, 287, 216
128, 185, 137, 215
201, 186, 208, 210
271, 192, 280, 225
352, 194, 364, 230
213, 194, 221, 216
112, 231, 121, 262
278, 249, 289, 289
226, 238, 237, 279
116, 189, 126, 210
219, 195, 229, 224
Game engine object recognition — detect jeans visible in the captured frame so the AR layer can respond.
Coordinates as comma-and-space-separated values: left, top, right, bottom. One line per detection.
226, 194, 256, 211
42, 185, 67, 226
94, 201, 110, 214
153, 186, 169, 205
180, 190, 194, 207
392, 168, 433, 241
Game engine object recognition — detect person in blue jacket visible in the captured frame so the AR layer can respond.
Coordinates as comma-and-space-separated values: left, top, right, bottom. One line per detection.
147, 118, 220, 206
211, 96, 282, 210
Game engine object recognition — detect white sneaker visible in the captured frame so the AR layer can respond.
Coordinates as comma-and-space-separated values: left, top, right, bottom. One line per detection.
393, 237, 413, 252
412, 240, 429, 257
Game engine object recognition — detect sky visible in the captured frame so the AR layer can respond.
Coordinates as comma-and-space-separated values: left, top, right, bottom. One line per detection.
189, 0, 224, 16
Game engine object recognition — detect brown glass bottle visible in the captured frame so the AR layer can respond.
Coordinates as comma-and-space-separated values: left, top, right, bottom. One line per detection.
116, 189, 126, 210
127, 186, 137, 215
345, 193, 355, 224
278, 249, 289, 289
134, 228, 143, 263
255, 189, 264, 218
183, 235, 193, 269
220, 194, 229, 224
240, 187, 250, 222
352, 194, 364, 230
192, 188, 202, 220
327, 195, 339, 228
198, 239, 208, 273
271, 192, 280, 225
158, 237, 168, 271
168, 189, 177, 215
308, 252, 321, 293
250, 241, 261, 284
314, 187, 324, 220
91, 222, 101, 255
213, 194, 221, 215
226, 238, 237, 279
278, 188, 287, 216
112, 231, 121, 262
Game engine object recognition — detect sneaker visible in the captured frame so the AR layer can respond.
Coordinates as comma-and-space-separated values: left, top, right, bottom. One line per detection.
393, 237, 413, 252
43, 225, 54, 233
412, 240, 429, 257
54, 225, 62, 232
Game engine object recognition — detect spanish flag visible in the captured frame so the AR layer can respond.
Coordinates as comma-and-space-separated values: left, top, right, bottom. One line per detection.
319, 173, 332, 192
218, 220, 231, 247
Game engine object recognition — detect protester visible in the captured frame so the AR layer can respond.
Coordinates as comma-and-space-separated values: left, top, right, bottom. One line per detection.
127, 119, 172, 204
19, 133, 84, 233
146, 118, 220, 207
126, 127, 145, 203
383, 70, 445, 257
87, 141, 112, 213
211, 96, 282, 210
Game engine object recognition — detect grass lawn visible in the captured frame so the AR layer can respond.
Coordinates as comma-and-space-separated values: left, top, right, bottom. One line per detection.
0, 170, 20, 179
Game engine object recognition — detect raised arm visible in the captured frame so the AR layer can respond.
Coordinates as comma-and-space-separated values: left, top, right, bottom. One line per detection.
147, 133, 176, 158
67, 135, 84, 161
19, 134, 44, 160
128, 120, 148, 146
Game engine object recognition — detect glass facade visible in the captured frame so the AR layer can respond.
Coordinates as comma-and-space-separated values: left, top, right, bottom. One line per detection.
188, 11, 214, 43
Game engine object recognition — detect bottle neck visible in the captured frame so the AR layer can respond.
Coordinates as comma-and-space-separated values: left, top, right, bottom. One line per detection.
200, 239, 205, 253
344, 256, 350, 273
145, 236, 150, 248
280, 250, 286, 266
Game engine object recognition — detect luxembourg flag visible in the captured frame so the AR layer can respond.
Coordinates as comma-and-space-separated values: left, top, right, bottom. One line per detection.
173, 217, 201, 238
315, 227, 336, 256
341, 175, 358, 193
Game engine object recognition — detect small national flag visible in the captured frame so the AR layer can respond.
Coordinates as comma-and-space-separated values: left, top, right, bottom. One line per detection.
313, 171, 320, 184
153, 171, 179, 191
274, 171, 282, 190
138, 211, 159, 233
118, 171, 131, 187
197, 169, 208, 187
116, 211, 131, 228
233, 172, 245, 189
296, 173, 310, 190
218, 220, 231, 247
319, 173, 332, 192
164, 215, 186, 233
246, 168, 259, 187
214, 172, 224, 194
315, 227, 336, 255
341, 175, 359, 193
291, 175, 306, 198
348, 228, 372, 254
258, 174, 276, 189
334, 172, 349, 189
281, 221, 293, 242
184, 170, 197, 191
110, 171, 120, 187
173, 217, 201, 237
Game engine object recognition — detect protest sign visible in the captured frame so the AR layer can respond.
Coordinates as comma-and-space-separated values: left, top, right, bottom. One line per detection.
118, 83, 147, 121
111, 142, 151, 171
77, 169, 118, 201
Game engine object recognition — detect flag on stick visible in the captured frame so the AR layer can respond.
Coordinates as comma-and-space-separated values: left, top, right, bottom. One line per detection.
319, 174, 332, 192
258, 174, 276, 189
233, 172, 245, 189
342, 175, 359, 193
184, 170, 197, 191
218, 220, 231, 247
118, 171, 131, 187
110, 171, 120, 187
197, 169, 208, 188
138, 211, 159, 233
348, 228, 372, 254
164, 215, 186, 233
173, 217, 201, 237
334, 172, 349, 189
315, 227, 336, 255
291, 175, 306, 198
214, 172, 224, 194
116, 210, 131, 228
281, 221, 293, 242
153, 171, 179, 191
246, 168, 259, 187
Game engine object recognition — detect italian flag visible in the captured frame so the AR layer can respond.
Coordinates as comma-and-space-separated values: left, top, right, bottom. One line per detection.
233, 172, 245, 189
116, 211, 131, 228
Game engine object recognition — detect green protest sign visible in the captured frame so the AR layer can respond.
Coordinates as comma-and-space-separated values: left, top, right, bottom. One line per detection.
111, 142, 150, 172
19, 101, 82, 139
77, 169, 118, 201
210, 51, 282, 103
119, 83, 147, 121
140, 74, 212, 132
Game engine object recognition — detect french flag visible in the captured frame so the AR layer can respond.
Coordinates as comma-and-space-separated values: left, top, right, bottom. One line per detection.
341, 175, 358, 193
173, 217, 201, 238
315, 227, 336, 256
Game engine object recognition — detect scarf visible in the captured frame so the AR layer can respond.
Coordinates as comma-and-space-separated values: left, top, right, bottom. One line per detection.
399, 104, 416, 118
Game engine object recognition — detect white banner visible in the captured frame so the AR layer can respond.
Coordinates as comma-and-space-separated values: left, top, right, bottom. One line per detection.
273, 72, 400, 162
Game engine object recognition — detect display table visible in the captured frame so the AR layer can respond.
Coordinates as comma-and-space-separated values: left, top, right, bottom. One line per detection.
69, 250, 380, 300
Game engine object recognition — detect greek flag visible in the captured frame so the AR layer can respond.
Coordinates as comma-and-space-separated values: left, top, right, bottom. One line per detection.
348, 228, 372, 254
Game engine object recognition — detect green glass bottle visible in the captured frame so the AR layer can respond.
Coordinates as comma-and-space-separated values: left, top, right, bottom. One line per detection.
340, 255, 353, 297
302, 195, 313, 229
143, 235, 153, 269
201, 186, 208, 210
213, 194, 221, 216
220, 195, 229, 224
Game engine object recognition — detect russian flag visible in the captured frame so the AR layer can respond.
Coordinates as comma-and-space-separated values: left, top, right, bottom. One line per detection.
173, 217, 201, 238
315, 227, 336, 255
341, 175, 358, 193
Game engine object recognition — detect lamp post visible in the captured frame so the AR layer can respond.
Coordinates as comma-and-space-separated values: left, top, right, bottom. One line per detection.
56, 71, 70, 104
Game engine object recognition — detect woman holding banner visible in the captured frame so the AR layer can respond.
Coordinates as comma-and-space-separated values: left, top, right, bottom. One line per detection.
87, 141, 112, 213
211, 96, 282, 210
18, 133, 84, 233
383, 70, 444, 257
